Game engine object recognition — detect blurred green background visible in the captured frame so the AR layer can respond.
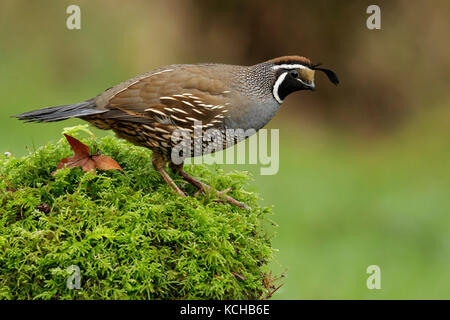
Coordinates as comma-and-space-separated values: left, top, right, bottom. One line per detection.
1, 0, 449, 299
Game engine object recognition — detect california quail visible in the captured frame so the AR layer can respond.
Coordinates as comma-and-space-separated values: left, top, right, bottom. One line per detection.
14, 56, 339, 209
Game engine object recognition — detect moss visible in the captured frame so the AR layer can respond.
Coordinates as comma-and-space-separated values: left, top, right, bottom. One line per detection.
0, 125, 276, 300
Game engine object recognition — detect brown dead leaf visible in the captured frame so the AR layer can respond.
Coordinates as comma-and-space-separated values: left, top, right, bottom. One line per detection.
55, 134, 122, 174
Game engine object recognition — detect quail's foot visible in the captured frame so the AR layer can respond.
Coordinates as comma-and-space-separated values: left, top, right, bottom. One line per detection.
170, 164, 249, 210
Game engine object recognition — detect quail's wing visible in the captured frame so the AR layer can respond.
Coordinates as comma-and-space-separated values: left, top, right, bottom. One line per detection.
94, 65, 232, 131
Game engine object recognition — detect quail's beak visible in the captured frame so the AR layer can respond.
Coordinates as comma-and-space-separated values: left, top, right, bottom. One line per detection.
299, 79, 315, 91
298, 68, 316, 91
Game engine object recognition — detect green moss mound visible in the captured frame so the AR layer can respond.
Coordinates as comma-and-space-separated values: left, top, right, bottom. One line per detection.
0, 126, 275, 300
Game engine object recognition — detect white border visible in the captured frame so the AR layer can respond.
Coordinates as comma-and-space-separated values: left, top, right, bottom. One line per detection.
272, 64, 311, 71
272, 71, 288, 103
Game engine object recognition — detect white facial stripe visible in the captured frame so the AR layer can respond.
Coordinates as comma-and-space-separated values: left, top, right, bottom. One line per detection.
272, 64, 311, 71
273, 71, 288, 104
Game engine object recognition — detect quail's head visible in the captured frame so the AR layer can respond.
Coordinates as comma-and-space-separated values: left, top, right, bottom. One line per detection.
268, 56, 340, 103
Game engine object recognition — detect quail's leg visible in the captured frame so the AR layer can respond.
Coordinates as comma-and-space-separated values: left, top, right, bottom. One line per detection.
169, 163, 249, 210
152, 150, 186, 197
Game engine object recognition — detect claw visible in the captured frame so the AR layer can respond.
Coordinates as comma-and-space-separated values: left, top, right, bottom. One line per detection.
215, 188, 249, 210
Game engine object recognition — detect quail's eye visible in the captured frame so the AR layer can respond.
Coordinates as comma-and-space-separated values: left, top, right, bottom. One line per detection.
290, 70, 299, 78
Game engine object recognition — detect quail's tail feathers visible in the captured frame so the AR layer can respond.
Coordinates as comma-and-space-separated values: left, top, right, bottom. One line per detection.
13, 99, 106, 122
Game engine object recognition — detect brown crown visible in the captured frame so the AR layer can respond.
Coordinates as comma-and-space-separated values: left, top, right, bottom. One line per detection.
268, 55, 312, 67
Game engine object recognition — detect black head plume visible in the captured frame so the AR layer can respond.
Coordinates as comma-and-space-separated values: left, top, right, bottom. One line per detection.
312, 63, 340, 85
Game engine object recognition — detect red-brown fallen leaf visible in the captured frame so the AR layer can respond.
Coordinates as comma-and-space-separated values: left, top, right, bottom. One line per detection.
55, 134, 122, 174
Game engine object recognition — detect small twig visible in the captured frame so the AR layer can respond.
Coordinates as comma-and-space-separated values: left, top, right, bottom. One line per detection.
231, 271, 246, 281
263, 284, 283, 300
